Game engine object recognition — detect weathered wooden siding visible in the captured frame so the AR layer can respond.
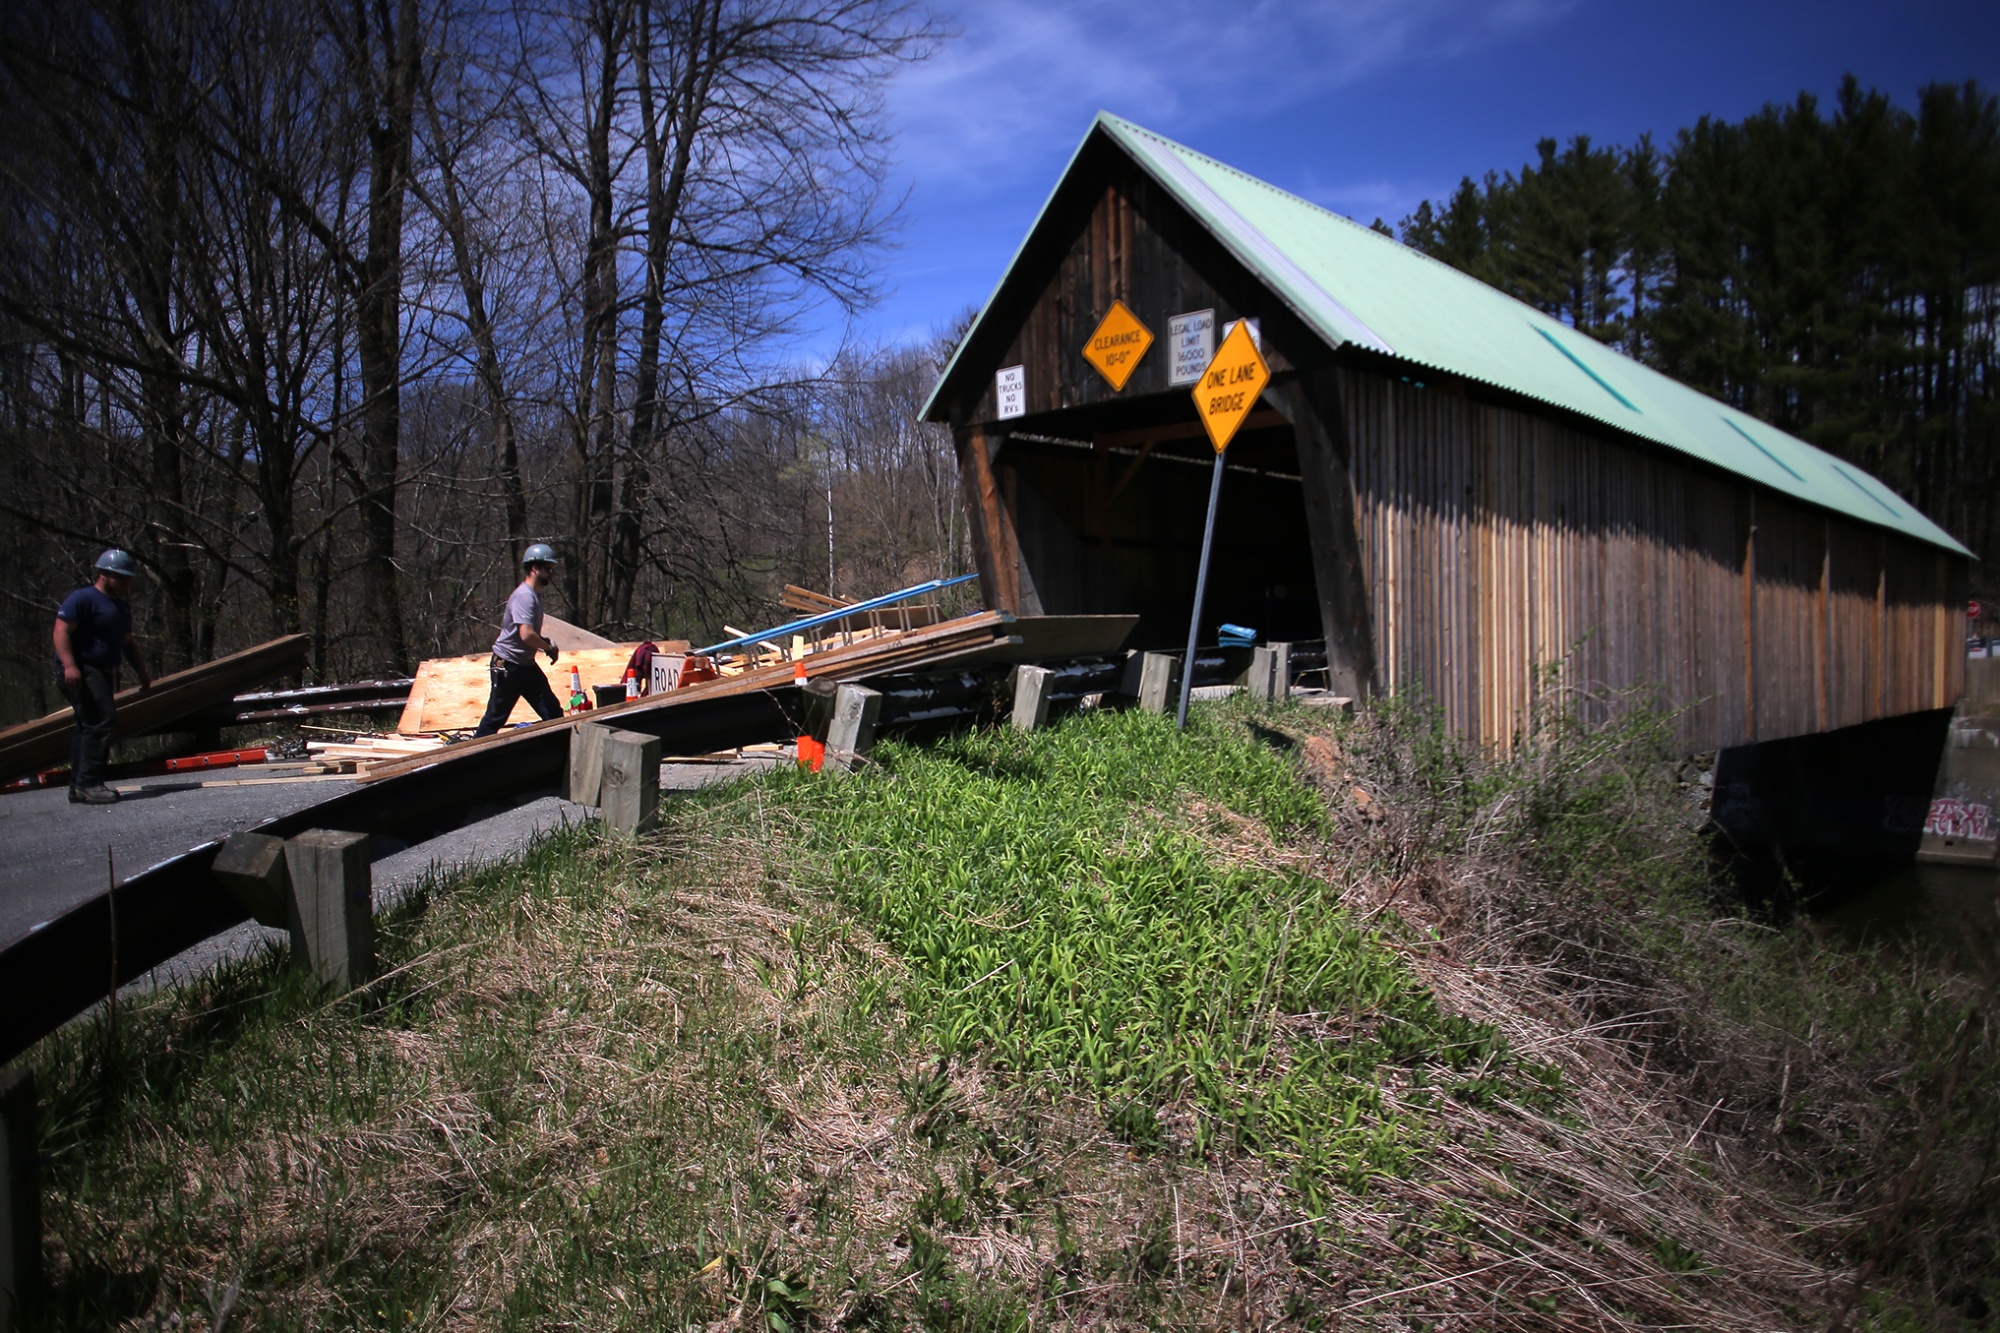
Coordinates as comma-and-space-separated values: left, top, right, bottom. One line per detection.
950, 148, 1292, 425
928, 135, 1971, 756
1339, 368, 1967, 753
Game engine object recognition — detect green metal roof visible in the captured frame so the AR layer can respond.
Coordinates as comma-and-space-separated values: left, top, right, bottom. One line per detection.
926, 112, 1970, 557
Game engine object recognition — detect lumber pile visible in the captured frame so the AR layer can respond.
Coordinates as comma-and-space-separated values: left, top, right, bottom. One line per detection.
197, 678, 413, 727
308, 735, 446, 764
395, 585, 947, 733
358, 609, 1017, 782
0, 634, 310, 782
396, 647, 642, 733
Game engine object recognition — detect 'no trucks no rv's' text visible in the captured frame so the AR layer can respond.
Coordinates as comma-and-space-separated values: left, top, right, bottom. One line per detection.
995, 365, 1026, 420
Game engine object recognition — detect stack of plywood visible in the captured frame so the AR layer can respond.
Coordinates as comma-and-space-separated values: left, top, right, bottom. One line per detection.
396, 647, 641, 734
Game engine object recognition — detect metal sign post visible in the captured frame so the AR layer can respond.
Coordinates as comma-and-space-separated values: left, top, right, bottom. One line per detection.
1177, 320, 1270, 730
1177, 453, 1227, 730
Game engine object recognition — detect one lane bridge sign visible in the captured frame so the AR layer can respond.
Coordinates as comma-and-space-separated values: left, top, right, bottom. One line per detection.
1193, 318, 1270, 451
1083, 300, 1153, 391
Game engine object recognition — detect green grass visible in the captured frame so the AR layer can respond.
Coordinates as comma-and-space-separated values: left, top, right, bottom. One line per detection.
781, 705, 1555, 1202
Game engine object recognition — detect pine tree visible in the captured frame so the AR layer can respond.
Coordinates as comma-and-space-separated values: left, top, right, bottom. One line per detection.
1398, 77, 2000, 594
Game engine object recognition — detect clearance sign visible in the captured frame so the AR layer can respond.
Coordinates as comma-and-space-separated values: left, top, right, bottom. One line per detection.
1192, 319, 1269, 452
1082, 301, 1153, 391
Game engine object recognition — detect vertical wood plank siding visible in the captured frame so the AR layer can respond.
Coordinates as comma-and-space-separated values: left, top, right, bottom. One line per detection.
1337, 369, 1965, 754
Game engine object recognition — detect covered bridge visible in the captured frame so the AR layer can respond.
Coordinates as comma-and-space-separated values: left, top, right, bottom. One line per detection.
922, 114, 1973, 754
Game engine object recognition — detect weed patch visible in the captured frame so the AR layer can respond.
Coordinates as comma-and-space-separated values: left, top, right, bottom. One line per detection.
776, 708, 1553, 1203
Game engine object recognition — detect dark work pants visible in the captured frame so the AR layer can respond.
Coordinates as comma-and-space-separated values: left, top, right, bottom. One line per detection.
62, 664, 117, 788
473, 655, 563, 737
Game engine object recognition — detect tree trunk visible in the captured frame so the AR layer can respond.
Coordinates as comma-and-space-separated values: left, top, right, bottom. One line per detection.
610, 0, 716, 627
419, 81, 528, 555
353, 0, 421, 673
563, 0, 628, 627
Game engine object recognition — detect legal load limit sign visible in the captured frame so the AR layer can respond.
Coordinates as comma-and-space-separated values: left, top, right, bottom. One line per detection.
1193, 318, 1269, 451
1082, 300, 1153, 392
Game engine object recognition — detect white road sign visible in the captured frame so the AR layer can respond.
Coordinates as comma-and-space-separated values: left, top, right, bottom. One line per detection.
996, 365, 1026, 420
1168, 309, 1215, 386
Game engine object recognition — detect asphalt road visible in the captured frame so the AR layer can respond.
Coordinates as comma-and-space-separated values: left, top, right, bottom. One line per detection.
0, 772, 366, 947
0, 754, 786, 988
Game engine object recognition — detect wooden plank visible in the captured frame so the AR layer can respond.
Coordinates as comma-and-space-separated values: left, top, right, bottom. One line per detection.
109, 773, 353, 791
928, 614, 1137, 667
0, 635, 310, 781
781, 585, 855, 613
542, 615, 618, 651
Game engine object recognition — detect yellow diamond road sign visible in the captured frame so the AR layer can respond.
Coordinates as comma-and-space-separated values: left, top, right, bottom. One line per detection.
1193, 318, 1270, 451
1083, 300, 1153, 392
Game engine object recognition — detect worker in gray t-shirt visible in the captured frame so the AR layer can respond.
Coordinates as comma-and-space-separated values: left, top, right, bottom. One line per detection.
473, 545, 566, 737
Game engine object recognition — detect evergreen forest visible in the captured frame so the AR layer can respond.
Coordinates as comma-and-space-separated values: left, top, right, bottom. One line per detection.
1392, 76, 2000, 589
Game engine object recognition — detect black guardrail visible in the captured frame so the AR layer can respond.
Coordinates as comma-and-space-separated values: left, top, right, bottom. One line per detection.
0, 688, 806, 1067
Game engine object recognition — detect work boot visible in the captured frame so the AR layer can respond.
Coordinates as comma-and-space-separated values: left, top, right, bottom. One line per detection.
74, 784, 119, 805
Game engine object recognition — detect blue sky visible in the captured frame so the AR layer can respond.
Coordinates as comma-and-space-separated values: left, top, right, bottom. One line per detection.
828, 0, 2000, 354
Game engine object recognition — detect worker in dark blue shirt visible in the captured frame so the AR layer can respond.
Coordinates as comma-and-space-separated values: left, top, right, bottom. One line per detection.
52, 549, 154, 804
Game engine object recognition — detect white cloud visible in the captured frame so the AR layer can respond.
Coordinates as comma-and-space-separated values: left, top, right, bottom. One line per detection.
827, 0, 1575, 353
886, 0, 1576, 189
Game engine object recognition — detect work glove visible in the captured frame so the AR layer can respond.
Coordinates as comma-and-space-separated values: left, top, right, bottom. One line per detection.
546, 646, 559, 665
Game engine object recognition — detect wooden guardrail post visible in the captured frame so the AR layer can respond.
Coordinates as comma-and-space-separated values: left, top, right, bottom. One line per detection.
1248, 642, 1292, 702
826, 684, 882, 774
567, 721, 609, 806
597, 729, 661, 836
1127, 652, 1176, 714
1011, 665, 1052, 732
283, 831, 374, 991
1, 1065, 41, 1331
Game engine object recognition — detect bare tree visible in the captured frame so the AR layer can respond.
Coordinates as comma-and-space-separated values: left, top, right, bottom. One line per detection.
0, 0, 948, 716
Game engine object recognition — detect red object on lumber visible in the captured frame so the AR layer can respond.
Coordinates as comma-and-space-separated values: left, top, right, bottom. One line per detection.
163, 747, 268, 772
1, 746, 269, 794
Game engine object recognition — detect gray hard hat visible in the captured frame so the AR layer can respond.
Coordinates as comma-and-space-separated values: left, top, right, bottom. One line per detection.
521, 543, 560, 568
94, 548, 139, 578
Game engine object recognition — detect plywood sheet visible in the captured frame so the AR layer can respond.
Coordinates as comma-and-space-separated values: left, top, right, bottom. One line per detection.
397, 647, 641, 734
937, 615, 1138, 667
543, 614, 618, 650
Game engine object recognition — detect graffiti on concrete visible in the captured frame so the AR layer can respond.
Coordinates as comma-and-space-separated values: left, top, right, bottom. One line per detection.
1924, 796, 1994, 842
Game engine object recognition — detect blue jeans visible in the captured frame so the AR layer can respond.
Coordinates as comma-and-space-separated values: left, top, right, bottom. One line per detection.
473, 655, 563, 737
